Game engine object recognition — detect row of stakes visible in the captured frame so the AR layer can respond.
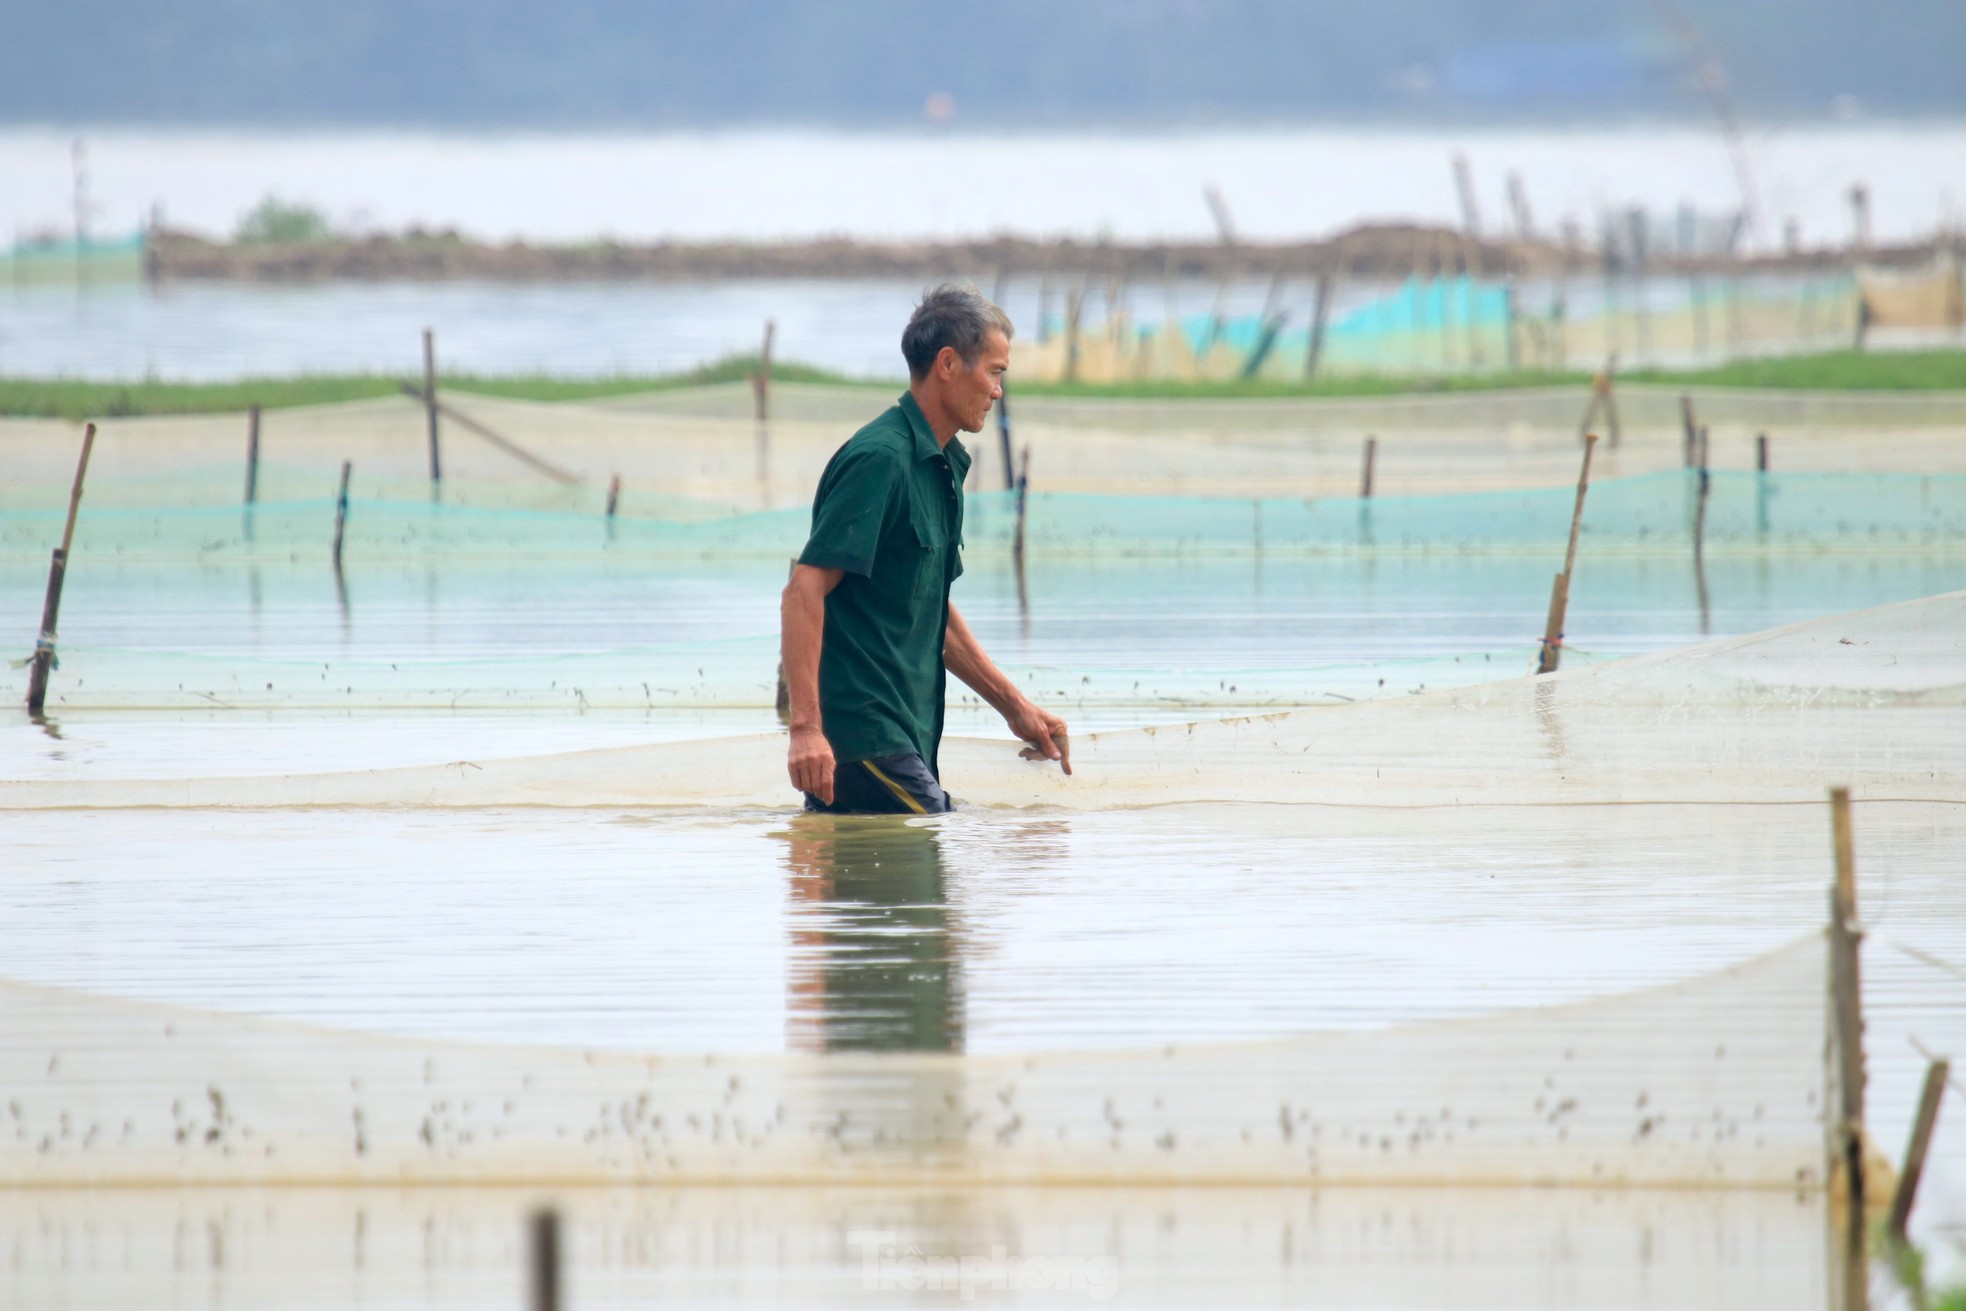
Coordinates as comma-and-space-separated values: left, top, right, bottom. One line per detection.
26, 334, 1773, 716
14, 370, 1954, 1290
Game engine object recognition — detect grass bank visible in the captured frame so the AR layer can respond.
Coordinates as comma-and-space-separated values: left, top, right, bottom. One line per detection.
2, 349, 1961, 421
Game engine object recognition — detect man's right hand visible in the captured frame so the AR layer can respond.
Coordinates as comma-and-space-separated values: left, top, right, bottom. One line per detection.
788, 725, 836, 805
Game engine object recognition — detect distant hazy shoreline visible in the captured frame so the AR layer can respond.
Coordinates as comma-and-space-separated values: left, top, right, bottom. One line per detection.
4, 124, 1960, 250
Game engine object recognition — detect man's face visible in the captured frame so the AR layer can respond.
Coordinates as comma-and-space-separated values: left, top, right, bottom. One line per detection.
941, 330, 1010, 434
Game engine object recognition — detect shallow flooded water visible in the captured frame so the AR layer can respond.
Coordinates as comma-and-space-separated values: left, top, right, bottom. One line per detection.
4, 493, 1964, 1305
1, 1183, 1832, 1310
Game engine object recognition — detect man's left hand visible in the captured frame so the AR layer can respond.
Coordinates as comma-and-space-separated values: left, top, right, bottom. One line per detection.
1008, 703, 1072, 775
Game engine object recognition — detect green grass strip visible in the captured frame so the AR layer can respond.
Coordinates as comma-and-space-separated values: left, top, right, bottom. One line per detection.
2, 348, 1960, 421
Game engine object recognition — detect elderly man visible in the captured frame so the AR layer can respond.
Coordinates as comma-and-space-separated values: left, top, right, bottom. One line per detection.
781, 284, 1070, 813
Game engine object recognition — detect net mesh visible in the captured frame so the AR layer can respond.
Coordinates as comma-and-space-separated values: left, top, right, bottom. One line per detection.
7, 589, 1957, 812
0, 934, 1823, 1186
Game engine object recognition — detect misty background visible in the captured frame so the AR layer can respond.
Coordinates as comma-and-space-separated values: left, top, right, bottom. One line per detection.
3, 0, 1962, 127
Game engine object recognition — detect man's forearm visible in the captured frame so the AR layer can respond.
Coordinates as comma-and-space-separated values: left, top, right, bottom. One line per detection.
943, 604, 1027, 718
781, 582, 827, 732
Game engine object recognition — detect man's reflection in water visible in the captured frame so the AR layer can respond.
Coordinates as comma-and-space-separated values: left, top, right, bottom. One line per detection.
779, 813, 964, 1055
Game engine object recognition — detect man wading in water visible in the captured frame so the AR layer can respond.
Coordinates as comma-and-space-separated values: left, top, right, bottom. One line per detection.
782, 284, 1070, 813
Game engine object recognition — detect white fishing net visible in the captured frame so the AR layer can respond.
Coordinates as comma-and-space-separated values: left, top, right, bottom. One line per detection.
0, 933, 1823, 1187
7, 590, 1956, 812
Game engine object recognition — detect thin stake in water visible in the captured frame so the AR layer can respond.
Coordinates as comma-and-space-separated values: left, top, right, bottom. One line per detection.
528, 1207, 561, 1311
1535, 431, 1597, 675
1574, 354, 1621, 447
1889, 1057, 1950, 1238
1359, 436, 1376, 499
25, 422, 96, 716
422, 327, 441, 483
332, 460, 352, 572
1013, 443, 1032, 564
244, 403, 262, 504
996, 383, 1015, 491
1828, 786, 1867, 1218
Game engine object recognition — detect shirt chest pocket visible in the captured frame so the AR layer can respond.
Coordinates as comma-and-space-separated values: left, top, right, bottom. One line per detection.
908, 509, 949, 603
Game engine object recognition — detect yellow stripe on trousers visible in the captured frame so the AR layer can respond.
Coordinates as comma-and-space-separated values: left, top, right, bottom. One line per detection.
860, 760, 928, 815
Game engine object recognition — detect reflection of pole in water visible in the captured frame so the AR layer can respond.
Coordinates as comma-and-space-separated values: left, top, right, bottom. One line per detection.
1015, 547, 1031, 640
1692, 426, 1712, 634
1755, 433, 1772, 539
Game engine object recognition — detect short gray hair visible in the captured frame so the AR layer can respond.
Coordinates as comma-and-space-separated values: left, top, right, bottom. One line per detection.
901, 283, 1014, 380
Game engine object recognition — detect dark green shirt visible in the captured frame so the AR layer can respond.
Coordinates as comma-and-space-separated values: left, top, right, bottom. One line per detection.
799, 392, 969, 772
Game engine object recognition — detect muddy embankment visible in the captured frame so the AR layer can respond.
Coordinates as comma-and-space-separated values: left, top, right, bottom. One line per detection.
144, 223, 1955, 285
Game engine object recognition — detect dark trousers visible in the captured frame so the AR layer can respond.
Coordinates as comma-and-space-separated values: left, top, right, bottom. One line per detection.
804, 752, 954, 815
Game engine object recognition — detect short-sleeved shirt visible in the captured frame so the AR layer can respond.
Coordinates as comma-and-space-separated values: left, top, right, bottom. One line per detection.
798, 392, 970, 772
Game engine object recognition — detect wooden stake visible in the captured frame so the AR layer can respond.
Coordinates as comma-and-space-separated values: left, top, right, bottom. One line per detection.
753, 319, 775, 424
422, 328, 441, 483
332, 460, 351, 571
1757, 432, 1770, 473
528, 1207, 561, 1311
1304, 268, 1335, 380
25, 422, 96, 716
1828, 786, 1868, 1218
1889, 1057, 1950, 1238
605, 474, 621, 518
244, 403, 262, 504
1359, 436, 1377, 500
1576, 354, 1619, 448
996, 383, 1015, 491
1013, 444, 1031, 564
1680, 395, 1699, 467
398, 384, 579, 485
1536, 432, 1598, 675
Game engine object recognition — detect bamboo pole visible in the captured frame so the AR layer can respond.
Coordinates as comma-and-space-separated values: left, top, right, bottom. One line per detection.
24, 422, 96, 716
753, 319, 775, 424
1575, 354, 1619, 448
996, 384, 1015, 491
1536, 432, 1598, 675
528, 1207, 561, 1311
1013, 444, 1032, 564
422, 329, 441, 484
1600, 355, 1622, 447
1889, 1057, 1950, 1238
244, 403, 262, 504
397, 384, 579, 485
332, 460, 352, 572
1680, 395, 1699, 467
606, 474, 621, 519
1828, 786, 1868, 1220
1304, 268, 1335, 379
1359, 436, 1377, 499
1757, 433, 1770, 473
